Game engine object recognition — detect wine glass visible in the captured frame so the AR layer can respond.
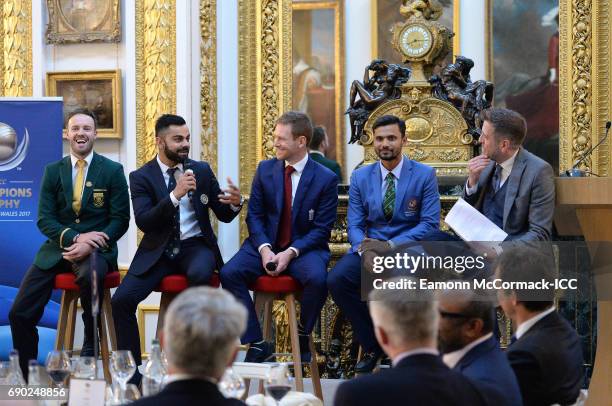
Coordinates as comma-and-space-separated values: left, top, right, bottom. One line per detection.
46, 350, 72, 389
218, 367, 246, 399
122, 384, 141, 403
109, 351, 136, 403
73, 356, 97, 380
264, 363, 293, 405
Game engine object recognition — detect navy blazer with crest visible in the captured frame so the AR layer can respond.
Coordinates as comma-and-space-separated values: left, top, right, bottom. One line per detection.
244, 157, 338, 256
128, 158, 239, 275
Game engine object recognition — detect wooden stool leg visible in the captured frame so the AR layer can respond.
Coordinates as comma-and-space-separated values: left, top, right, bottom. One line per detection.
285, 294, 303, 392
103, 290, 117, 350
257, 294, 273, 395
309, 335, 323, 400
65, 292, 78, 351
55, 292, 70, 350
156, 293, 174, 340
100, 319, 111, 383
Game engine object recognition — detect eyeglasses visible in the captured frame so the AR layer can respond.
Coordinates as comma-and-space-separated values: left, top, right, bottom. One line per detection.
439, 310, 472, 319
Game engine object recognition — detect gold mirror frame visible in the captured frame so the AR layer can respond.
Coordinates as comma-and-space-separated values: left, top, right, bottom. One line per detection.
45, 0, 121, 44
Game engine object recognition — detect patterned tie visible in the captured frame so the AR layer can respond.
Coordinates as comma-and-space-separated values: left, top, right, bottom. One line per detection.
492, 164, 503, 193
383, 172, 395, 222
165, 167, 181, 259
72, 159, 87, 213
276, 165, 295, 249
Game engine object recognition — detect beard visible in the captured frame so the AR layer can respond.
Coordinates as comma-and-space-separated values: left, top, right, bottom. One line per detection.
378, 149, 400, 161
437, 335, 464, 355
164, 143, 189, 164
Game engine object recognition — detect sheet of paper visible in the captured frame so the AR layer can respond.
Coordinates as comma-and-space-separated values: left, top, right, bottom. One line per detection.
444, 198, 508, 242
69, 379, 106, 406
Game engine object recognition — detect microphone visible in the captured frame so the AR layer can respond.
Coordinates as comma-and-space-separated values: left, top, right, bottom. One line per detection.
184, 168, 195, 198
266, 262, 277, 272
565, 121, 611, 177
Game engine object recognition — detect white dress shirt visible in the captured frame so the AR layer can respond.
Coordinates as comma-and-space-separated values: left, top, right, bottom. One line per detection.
392, 347, 439, 367
515, 306, 556, 339
466, 149, 519, 196
442, 332, 493, 368
156, 156, 202, 241
164, 373, 217, 385
380, 157, 404, 200
70, 151, 94, 200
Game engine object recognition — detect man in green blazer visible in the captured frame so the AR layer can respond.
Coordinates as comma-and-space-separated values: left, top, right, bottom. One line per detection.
9, 109, 130, 376
309, 126, 342, 181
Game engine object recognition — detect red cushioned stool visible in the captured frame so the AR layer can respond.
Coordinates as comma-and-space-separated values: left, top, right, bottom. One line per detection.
154, 273, 221, 339
54, 271, 120, 383
246, 275, 323, 401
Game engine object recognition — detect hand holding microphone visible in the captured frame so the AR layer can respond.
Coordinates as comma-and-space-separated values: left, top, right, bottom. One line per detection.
174, 169, 196, 199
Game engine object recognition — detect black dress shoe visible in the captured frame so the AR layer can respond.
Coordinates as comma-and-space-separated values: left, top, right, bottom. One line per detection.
354, 351, 382, 374
244, 341, 275, 363
80, 342, 95, 357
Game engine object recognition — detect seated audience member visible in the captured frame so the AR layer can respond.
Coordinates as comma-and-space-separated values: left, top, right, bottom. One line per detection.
328, 115, 440, 373
495, 247, 584, 406
438, 289, 522, 406
334, 279, 486, 406
424, 107, 555, 243
130, 287, 247, 406
309, 126, 342, 180
221, 111, 338, 363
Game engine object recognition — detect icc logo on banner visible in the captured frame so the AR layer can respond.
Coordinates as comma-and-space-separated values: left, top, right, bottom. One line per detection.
0, 122, 29, 171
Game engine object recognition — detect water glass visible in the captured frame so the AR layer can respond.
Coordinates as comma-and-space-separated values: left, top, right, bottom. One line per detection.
218, 367, 246, 399
109, 351, 136, 402
73, 356, 97, 380
0, 361, 10, 384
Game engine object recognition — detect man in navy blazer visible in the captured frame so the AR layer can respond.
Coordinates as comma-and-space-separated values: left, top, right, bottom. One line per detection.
328, 115, 440, 373
496, 247, 584, 406
438, 290, 522, 406
112, 114, 242, 377
221, 111, 338, 362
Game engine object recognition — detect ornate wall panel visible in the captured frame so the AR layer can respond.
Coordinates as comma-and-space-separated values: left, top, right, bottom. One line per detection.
559, 0, 609, 176
135, 0, 176, 168
238, 0, 292, 241
200, 0, 217, 171
1, 0, 32, 96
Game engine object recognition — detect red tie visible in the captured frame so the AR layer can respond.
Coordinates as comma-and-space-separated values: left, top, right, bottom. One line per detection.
276, 165, 295, 249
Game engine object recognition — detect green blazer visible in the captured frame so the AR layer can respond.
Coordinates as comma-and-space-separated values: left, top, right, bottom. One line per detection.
34, 152, 130, 270
309, 152, 342, 181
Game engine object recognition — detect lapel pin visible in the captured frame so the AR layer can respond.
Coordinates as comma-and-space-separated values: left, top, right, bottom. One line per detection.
200, 194, 209, 205
309, 209, 314, 221
85, 181, 93, 187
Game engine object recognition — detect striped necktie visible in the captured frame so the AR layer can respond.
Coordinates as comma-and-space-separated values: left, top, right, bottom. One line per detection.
383, 172, 395, 221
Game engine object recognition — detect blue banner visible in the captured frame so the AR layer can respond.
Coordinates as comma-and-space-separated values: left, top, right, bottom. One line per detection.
0, 98, 63, 358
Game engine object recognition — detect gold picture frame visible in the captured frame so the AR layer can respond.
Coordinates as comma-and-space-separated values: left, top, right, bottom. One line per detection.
46, 69, 123, 139
292, 0, 345, 181
45, 0, 121, 44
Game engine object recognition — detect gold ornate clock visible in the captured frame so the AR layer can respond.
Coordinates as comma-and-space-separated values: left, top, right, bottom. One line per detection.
398, 23, 433, 58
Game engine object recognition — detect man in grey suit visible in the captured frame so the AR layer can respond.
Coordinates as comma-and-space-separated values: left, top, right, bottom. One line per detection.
425, 107, 555, 243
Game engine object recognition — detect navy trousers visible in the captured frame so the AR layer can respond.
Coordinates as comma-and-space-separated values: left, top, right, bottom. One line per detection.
112, 237, 217, 369
327, 252, 381, 353
220, 244, 328, 344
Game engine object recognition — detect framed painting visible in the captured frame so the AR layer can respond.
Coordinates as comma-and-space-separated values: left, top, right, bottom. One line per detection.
488, 1, 559, 173
292, 0, 345, 179
45, 0, 121, 44
46, 70, 123, 139
372, 0, 459, 68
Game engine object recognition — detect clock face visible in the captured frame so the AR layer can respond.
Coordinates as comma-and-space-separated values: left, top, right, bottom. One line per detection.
399, 24, 433, 58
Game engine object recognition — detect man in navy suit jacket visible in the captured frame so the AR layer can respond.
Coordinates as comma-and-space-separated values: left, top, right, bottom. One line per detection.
112, 114, 242, 377
438, 290, 522, 406
221, 111, 338, 362
334, 280, 486, 406
328, 115, 440, 372
496, 247, 584, 406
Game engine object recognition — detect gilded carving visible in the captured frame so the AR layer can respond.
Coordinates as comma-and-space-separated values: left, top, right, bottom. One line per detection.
135, 0, 176, 168
200, 0, 217, 171
1, 0, 32, 96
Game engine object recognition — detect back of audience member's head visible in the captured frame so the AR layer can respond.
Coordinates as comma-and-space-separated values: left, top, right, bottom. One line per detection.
437, 289, 495, 354
368, 278, 438, 350
310, 126, 326, 151
163, 287, 247, 379
494, 246, 557, 313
